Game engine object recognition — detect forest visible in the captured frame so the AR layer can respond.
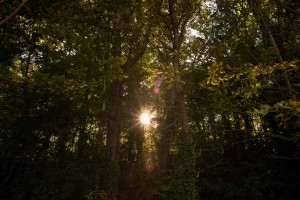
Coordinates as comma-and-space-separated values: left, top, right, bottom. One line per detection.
0, 0, 300, 199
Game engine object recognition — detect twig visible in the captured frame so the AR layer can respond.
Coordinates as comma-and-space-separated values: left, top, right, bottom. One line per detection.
0, 0, 28, 26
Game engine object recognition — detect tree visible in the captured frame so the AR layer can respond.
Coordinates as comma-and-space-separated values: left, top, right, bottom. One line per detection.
150, 0, 201, 199
1, 0, 300, 199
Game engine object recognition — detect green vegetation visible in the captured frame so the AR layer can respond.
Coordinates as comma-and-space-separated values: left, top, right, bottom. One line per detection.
1, 0, 299, 199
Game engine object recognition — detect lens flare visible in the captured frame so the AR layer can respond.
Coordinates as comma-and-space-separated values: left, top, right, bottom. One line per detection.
140, 112, 151, 125
153, 86, 160, 94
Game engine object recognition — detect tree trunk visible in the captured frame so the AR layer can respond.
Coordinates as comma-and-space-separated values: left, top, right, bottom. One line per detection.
107, 80, 122, 161
77, 88, 89, 156
161, 1, 197, 199
247, 0, 295, 99
159, 86, 175, 170
107, 3, 122, 161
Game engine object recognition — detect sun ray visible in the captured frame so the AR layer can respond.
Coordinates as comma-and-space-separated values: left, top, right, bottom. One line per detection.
140, 112, 151, 125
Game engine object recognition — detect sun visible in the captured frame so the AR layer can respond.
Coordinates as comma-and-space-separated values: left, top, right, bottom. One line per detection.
140, 112, 151, 125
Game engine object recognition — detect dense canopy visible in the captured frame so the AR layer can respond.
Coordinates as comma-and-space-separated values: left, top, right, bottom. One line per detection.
0, 0, 300, 199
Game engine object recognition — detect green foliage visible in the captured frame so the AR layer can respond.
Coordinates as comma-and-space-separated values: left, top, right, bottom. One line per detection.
104, 56, 127, 82
204, 60, 300, 112
1, 0, 300, 199
167, 133, 197, 200
103, 160, 120, 198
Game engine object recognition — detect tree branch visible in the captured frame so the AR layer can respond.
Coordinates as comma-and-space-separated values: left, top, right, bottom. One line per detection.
0, 0, 28, 26
272, 0, 300, 16
261, 12, 296, 100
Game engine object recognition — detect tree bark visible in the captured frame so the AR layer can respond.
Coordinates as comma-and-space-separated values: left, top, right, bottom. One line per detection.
159, 86, 176, 170
107, 2, 122, 161
77, 88, 89, 156
107, 80, 122, 161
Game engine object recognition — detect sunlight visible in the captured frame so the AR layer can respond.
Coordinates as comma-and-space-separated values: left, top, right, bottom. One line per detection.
140, 112, 151, 125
